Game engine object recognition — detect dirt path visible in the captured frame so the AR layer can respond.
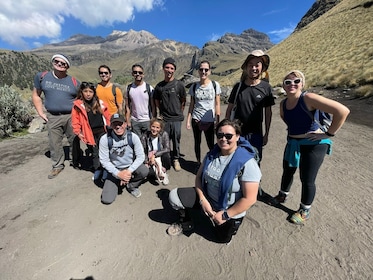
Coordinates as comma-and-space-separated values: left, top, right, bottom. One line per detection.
0, 100, 372, 280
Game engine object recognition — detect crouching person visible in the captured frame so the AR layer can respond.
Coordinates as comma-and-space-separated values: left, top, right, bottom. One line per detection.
167, 119, 261, 243
99, 113, 149, 204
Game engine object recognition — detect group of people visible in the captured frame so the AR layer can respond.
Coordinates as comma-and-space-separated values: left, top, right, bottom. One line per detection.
32, 50, 350, 243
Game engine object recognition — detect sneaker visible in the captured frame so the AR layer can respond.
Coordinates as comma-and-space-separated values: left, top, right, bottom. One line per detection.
173, 159, 181, 172
290, 208, 310, 225
48, 167, 64, 179
270, 192, 288, 205
167, 223, 183, 236
166, 221, 194, 236
92, 170, 102, 181
162, 173, 169, 185
129, 188, 141, 198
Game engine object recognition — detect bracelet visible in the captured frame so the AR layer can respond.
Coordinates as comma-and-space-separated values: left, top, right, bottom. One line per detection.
325, 131, 335, 137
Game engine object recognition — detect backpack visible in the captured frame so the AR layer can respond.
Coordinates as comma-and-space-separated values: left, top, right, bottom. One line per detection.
300, 92, 332, 132
192, 80, 217, 95
40, 71, 78, 87
111, 84, 118, 107
106, 126, 134, 150
126, 82, 152, 116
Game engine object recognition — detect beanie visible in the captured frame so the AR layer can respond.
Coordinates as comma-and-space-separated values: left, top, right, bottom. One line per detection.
162, 57, 176, 70
51, 54, 71, 68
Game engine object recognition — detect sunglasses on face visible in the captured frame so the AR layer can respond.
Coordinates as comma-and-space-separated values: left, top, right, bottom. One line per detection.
53, 59, 68, 67
216, 133, 235, 140
99, 71, 109, 75
284, 78, 302, 86
199, 68, 209, 73
132, 71, 143, 75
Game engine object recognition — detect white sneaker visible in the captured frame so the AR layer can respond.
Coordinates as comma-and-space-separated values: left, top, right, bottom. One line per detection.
162, 173, 169, 185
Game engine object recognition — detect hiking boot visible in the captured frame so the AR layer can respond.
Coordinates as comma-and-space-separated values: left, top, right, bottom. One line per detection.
270, 192, 288, 205
290, 208, 310, 225
173, 159, 181, 172
48, 167, 64, 179
129, 188, 141, 198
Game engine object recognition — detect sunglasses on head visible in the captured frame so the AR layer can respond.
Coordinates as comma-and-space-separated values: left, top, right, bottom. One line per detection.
81, 82, 95, 89
199, 68, 209, 73
53, 59, 68, 67
284, 78, 302, 86
133, 71, 143, 75
216, 133, 235, 140
99, 71, 109, 75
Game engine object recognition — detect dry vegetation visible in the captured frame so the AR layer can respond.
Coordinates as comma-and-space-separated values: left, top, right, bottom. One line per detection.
220, 0, 373, 97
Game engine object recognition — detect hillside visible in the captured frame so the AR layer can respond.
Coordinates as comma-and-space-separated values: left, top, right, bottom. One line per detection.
0, 0, 372, 98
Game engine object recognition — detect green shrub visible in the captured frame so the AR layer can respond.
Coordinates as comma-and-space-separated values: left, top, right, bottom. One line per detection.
0, 85, 32, 138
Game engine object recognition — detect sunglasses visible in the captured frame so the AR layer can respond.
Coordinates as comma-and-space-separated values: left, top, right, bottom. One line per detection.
133, 71, 144, 75
216, 133, 235, 140
284, 78, 302, 86
81, 82, 95, 88
99, 71, 109, 75
199, 68, 209, 73
53, 59, 68, 67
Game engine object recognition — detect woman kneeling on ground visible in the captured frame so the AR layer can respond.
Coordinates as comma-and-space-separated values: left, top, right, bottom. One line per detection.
167, 119, 261, 243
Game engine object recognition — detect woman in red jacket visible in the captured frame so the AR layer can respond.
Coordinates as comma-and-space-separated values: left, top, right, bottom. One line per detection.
71, 82, 111, 180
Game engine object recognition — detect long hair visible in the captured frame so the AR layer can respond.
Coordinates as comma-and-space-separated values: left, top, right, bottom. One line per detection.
77, 82, 103, 114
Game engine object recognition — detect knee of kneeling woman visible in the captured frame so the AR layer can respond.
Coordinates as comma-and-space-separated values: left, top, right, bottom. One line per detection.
169, 188, 184, 210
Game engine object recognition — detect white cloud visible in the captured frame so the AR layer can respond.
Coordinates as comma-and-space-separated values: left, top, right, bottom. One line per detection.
208, 33, 223, 42
268, 24, 296, 43
0, 0, 163, 48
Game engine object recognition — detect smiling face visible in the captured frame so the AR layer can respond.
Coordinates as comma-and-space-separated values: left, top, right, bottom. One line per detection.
216, 125, 240, 155
245, 57, 263, 79
132, 66, 144, 83
98, 67, 112, 82
198, 62, 210, 82
150, 120, 162, 137
52, 58, 69, 72
111, 121, 127, 136
163, 64, 175, 81
282, 73, 304, 95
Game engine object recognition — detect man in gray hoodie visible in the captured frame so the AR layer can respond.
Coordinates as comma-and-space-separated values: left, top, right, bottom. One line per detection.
99, 113, 148, 204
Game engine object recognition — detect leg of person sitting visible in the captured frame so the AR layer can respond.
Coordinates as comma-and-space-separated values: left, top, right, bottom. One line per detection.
126, 164, 149, 197
215, 217, 244, 244
167, 187, 199, 235
101, 173, 119, 204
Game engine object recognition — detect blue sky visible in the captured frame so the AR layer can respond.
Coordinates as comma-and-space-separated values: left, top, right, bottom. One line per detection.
1, 0, 315, 51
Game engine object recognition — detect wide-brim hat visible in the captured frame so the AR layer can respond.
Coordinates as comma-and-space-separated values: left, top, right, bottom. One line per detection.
241, 50, 270, 72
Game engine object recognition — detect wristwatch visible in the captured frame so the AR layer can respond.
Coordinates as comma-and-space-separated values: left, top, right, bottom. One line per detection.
222, 210, 231, 221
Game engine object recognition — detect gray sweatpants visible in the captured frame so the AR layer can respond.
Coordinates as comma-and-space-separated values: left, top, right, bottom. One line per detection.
101, 164, 149, 204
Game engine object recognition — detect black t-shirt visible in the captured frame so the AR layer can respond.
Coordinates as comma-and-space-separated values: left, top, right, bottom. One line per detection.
153, 79, 186, 122
228, 80, 275, 134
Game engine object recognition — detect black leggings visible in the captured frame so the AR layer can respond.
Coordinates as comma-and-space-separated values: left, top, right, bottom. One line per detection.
175, 187, 243, 243
280, 144, 328, 205
191, 119, 214, 162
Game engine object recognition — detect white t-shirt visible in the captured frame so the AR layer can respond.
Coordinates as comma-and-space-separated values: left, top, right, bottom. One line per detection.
189, 81, 221, 122
127, 82, 154, 122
